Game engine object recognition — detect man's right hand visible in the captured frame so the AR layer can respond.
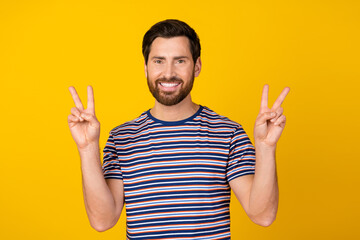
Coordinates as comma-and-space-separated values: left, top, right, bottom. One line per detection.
68, 86, 100, 150
68, 86, 124, 232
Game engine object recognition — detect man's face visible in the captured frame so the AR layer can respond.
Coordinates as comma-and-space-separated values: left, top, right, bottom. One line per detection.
145, 36, 201, 106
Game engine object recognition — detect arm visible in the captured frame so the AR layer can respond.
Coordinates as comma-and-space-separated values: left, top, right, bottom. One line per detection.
68, 86, 124, 232
230, 85, 289, 227
79, 144, 124, 232
229, 148, 278, 227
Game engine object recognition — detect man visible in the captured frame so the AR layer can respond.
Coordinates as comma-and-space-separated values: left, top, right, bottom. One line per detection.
68, 19, 289, 239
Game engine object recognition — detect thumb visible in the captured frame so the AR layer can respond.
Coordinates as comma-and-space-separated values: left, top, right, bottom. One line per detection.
80, 113, 99, 126
256, 112, 276, 125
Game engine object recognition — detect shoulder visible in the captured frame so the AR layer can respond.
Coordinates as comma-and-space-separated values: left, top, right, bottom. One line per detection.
109, 110, 154, 136
199, 106, 244, 131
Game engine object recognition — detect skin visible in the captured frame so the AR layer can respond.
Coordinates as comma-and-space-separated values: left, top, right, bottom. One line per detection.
145, 36, 202, 121
68, 86, 124, 231
68, 36, 289, 231
230, 85, 290, 226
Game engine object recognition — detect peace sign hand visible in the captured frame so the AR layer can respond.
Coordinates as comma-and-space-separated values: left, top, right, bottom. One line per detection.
254, 85, 290, 149
68, 86, 100, 150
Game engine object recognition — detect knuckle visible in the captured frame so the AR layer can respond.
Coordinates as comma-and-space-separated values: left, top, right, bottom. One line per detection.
67, 114, 77, 122
259, 113, 267, 119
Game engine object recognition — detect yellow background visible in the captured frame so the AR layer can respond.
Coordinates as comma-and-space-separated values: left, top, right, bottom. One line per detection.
1, 0, 359, 239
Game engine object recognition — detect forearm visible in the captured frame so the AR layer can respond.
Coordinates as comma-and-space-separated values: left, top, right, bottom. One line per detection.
233, 84, 288, 226
248, 144, 278, 225
79, 143, 121, 231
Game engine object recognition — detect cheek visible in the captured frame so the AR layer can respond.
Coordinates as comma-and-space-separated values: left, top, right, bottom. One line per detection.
179, 66, 194, 79
148, 66, 164, 78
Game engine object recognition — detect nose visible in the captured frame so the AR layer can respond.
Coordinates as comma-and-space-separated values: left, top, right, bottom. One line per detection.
164, 62, 176, 79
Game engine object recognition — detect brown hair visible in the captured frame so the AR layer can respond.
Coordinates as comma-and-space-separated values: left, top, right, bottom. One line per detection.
142, 19, 201, 65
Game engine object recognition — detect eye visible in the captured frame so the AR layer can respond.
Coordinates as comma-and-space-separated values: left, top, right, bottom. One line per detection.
177, 59, 185, 63
154, 59, 163, 64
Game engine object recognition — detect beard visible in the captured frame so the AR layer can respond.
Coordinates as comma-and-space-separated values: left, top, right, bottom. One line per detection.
147, 72, 195, 106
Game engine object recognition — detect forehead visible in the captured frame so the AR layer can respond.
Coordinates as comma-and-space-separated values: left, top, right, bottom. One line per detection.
149, 36, 191, 57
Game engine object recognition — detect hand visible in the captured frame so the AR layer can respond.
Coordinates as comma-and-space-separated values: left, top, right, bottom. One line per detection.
68, 86, 100, 150
254, 84, 290, 148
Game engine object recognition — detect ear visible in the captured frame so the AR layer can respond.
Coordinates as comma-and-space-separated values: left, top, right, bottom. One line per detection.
144, 61, 148, 78
194, 57, 202, 77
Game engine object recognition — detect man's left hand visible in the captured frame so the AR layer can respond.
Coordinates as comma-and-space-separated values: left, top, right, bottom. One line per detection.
254, 84, 290, 149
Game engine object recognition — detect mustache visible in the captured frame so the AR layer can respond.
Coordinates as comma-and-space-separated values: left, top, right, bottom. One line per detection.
155, 76, 183, 84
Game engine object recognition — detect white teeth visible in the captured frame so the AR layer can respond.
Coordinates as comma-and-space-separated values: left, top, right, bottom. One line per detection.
160, 82, 179, 87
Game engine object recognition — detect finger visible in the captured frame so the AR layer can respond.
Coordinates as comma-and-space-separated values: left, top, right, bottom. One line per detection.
270, 107, 283, 122
68, 114, 80, 123
69, 86, 84, 110
260, 84, 269, 112
271, 87, 290, 110
256, 111, 276, 125
87, 85, 95, 114
80, 113, 99, 127
71, 107, 84, 121
274, 115, 286, 127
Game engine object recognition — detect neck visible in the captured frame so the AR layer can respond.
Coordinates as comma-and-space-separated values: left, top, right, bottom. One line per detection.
150, 94, 199, 121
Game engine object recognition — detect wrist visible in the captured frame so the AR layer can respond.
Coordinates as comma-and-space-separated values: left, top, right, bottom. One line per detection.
255, 142, 276, 155
78, 142, 100, 156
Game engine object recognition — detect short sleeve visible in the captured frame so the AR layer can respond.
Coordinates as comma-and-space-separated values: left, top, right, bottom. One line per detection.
102, 132, 123, 180
226, 126, 256, 182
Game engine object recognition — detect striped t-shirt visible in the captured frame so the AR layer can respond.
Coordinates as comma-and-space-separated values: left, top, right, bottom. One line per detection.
102, 105, 256, 240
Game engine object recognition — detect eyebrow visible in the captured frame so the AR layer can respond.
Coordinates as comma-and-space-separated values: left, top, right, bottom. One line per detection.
173, 56, 189, 60
151, 56, 165, 60
151, 56, 190, 60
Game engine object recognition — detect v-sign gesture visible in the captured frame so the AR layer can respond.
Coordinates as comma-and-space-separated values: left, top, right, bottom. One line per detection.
68, 86, 100, 150
254, 84, 290, 148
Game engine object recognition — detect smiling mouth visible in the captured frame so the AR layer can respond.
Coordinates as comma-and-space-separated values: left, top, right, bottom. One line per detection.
159, 82, 180, 88
157, 80, 183, 92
